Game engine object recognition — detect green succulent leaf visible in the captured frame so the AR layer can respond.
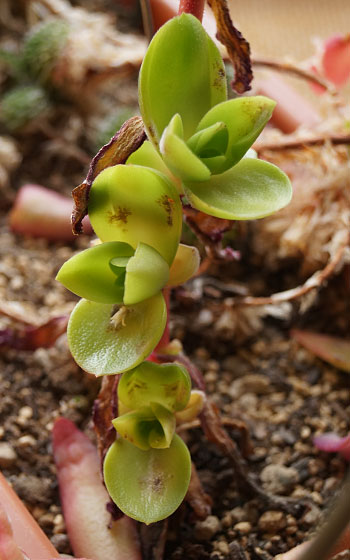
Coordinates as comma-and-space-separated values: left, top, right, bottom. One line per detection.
118, 361, 191, 412
187, 121, 228, 157
112, 404, 175, 450
160, 114, 211, 182
126, 139, 172, 178
139, 13, 227, 145
104, 434, 191, 523
88, 164, 182, 265
185, 157, 292, 220
124, 243, 169, 305
67, 294, 167, 376
167, 244, 200, 287
57, 241, 169, 305
195, 96, 276, 174
56, 241, 134, 304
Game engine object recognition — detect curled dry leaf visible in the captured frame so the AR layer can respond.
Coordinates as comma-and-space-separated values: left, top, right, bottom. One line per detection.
72, 116, 146, 234
207, 0, 252, 93
0, 315, 68, 351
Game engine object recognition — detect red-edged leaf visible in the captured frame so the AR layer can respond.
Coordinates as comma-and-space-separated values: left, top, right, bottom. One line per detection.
291, 329, 350, 373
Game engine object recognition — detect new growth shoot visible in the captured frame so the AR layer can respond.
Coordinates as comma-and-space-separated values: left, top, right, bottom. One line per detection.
57, 12, 292, 524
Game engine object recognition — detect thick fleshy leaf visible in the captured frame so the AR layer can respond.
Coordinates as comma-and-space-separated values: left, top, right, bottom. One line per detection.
175, 390, 205, 424
104, 434, 191, 523
88, 164, 182, 265
291, 329, 350, 373
67, 294, 167, 376
124, 243, 169, 305
139, 13, 227, 145
112, 404, 175, 450
167, 244, 200, 287
185, 157, 292, 220
160, 114, 211, 182
196, 96, 276, 173
56, 241, 134, 304
126, 140, 172, 179
187, 121, 228, 156
118, 361, 191, 412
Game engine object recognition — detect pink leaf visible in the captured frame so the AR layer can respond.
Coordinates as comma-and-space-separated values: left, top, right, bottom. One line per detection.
52, 418, 141, 560
9, 184, 92, 242
0, 504, 25, 560
291, 330, 350, 373
314, 433, 350, 461
322, 34, 350, 88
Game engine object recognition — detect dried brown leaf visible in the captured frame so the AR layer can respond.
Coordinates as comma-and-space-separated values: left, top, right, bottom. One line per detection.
186, 463, 212, 519
0, 316, 68, 351
72, 116, 146, 234
291, 330, 350, 373
92, 375, 119, 465
207, 0, 252, 93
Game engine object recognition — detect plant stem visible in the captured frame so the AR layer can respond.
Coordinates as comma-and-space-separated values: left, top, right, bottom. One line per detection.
178, 0, 205, 22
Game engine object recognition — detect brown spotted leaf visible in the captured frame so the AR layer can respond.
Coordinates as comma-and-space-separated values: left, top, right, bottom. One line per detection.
207, 0, 252, 93
72, 116, 146, 234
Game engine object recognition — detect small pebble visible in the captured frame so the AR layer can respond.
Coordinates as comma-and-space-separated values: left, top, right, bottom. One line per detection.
303, 504, 321, 526
260, 464, 298, 495
50, 533, 71, 554
234, 521, 252, 535
258, 511, 287, 533
195, 516, 221, 540
0, 442, 17, 468
17, 435, 36, 447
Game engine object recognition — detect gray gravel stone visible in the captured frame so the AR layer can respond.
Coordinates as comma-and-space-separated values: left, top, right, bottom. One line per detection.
260, 464, 299, 495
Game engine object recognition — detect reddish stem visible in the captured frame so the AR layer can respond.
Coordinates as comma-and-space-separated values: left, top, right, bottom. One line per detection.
178, 0, 205, 22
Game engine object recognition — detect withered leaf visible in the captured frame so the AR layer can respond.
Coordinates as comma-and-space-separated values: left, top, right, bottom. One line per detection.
183, 205, 232, 241
186, 462, 212, 519
72, 116, 146, 234
208, 0, 252, 93
0, 316, 68, 351
92, 375, 119, 467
